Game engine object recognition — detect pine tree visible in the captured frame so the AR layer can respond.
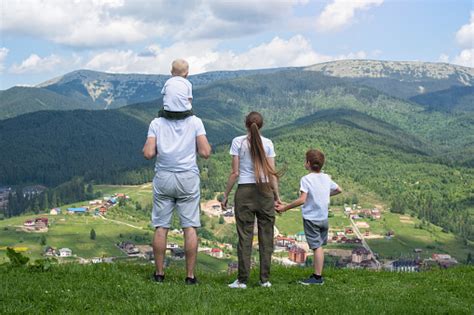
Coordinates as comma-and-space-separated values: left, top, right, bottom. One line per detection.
40, 235, 47, 245
90, 228, 96, 240
32, 198, 40, 214
41, 192, 49, 211
51, 191, 58, 207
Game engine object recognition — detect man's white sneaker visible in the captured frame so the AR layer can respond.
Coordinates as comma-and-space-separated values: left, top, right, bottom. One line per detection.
260, 281, 272, 288
228, 279, 247, 289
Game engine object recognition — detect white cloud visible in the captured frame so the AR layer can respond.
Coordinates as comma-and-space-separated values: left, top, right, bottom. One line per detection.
452, 49, 474, 68
437, 50, 474, 68
84, 35, 368, 74
0, 48, 9, 73
9, 53, 83, 74
1, 0, 161, 48
9, 54, 62, 74
456, 11, 474, 48
438, 54, 450, 63
316, 0, 383, 32
1, 0, 308, 47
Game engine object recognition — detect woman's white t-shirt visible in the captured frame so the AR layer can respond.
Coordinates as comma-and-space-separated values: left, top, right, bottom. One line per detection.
229, 135, 276, 184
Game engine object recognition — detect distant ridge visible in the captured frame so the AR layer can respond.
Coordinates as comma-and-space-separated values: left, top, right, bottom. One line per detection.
304, 59, 473, 83
35, 68, 291, 110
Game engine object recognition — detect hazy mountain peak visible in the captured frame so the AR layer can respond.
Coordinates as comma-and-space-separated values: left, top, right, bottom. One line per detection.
304, 59, 473, 85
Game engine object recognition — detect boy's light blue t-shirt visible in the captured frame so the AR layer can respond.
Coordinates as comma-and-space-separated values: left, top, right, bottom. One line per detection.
300, 172, 339, 221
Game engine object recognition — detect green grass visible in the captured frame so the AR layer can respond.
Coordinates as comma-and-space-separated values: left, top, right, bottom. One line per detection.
0, 263, 472, 314
275, 209, 304, 235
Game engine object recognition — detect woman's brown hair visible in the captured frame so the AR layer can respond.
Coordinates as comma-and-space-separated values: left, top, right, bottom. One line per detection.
306, 149, 325, 172
246, 112, 279, 191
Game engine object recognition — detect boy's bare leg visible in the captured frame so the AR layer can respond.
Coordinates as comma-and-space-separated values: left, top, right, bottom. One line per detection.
153, 227, 169, 275
314, 246, 324, 275
183, 227, 198, 278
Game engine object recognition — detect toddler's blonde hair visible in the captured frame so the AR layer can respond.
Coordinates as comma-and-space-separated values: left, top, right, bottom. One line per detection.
171, 59, 189, 77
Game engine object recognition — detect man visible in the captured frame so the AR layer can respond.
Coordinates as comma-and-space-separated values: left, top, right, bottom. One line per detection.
143, 114, 211, 285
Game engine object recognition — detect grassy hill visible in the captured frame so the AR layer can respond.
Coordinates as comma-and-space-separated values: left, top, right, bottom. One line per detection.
0, 263, 472, 314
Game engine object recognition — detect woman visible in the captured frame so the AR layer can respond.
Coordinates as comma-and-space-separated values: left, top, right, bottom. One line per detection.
221, 111, 281, 289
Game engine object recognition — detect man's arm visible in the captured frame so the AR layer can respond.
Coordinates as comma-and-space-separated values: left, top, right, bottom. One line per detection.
143, 137, 157, 160
196, 135, 211, 159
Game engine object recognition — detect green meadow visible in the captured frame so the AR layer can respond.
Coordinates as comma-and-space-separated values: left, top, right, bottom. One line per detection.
0, 263, 472, 314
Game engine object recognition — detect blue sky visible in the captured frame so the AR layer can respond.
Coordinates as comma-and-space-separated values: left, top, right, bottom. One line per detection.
0, 0, 472, 89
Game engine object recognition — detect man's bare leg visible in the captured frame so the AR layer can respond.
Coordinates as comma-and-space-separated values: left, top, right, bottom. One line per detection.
183, 227, 198, 278
153, 227, 169, 275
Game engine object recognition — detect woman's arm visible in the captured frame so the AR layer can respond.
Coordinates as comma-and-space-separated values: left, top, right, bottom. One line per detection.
275, 191, 307, 213
221, 155, 240, 209
143, 137, 157, 160
267, 157, 281, 203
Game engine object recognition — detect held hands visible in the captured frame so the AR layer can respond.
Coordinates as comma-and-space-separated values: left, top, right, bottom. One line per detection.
274, 200, 286, 214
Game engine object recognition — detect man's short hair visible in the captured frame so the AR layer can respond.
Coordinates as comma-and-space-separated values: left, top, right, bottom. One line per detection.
171, 59, 189, 77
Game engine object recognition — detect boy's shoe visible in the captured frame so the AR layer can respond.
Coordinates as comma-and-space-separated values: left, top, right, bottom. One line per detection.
185, 277, 198, 285
260, 281, 272, 288
228, 279, 247, 289
152, 273, 165, 283
299, 274, 324, 285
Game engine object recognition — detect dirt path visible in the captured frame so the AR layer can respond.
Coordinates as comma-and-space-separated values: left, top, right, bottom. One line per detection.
99, 215, 143, 230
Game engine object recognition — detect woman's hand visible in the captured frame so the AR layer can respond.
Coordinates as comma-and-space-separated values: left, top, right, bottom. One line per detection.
221, 195, 228, 210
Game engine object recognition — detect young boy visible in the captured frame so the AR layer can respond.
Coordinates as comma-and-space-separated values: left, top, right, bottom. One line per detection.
158, 59, 194, 120
276, 149, 342, 285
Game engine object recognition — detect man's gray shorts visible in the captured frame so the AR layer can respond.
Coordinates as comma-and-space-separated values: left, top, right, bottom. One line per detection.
152, 170, 201, 228
303, 219, 328, 249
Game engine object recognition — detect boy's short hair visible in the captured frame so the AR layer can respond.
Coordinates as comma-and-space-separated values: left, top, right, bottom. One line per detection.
171, 59, 189, 77
306, 149, 325, 172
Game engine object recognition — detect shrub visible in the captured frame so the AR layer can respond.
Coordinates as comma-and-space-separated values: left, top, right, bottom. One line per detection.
90, 228, 96, 240
6, 248, 29, 267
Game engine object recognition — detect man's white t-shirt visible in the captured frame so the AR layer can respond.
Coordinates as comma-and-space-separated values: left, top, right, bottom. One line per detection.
229, 135, 276, 184
300, 173, 339, 221
161, 76, 193, 112
147, 116, 206, 174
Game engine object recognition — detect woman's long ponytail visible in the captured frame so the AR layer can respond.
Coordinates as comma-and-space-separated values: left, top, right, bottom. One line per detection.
246, 112, 279, 192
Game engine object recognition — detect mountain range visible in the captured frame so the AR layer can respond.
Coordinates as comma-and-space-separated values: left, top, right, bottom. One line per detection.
0, 59, 472, 240
1, 60, 472, 119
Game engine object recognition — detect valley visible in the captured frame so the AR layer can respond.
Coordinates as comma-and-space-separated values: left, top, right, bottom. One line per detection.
0, 60, 472, 268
